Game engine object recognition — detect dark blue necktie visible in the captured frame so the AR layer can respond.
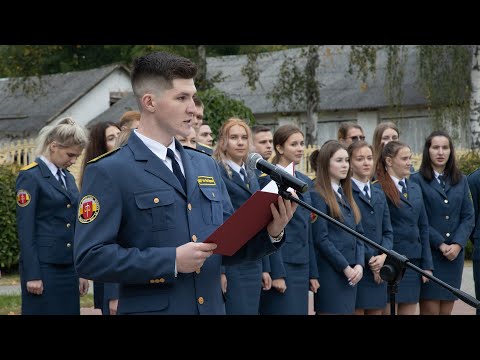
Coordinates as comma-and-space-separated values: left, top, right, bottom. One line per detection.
56, 168, 66, 190
337, 186, 344, 197
438, 175, 446, 190
363, 184, 371, 201
166, 148, 186, 192
398, 180, 408, 199
239, 168, 249, 186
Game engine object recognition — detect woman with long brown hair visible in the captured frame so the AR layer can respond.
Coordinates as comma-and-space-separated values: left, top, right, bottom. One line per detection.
310, 140, 364, 314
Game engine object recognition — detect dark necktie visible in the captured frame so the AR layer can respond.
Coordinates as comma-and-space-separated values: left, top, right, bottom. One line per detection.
438, 175, 446, 190
239, 168, 249, 187
363, 184, 371, 201
56, 168, 66, 190
166, 148, 186, 192
337, 186, 344, 197
398, 180, 408, 199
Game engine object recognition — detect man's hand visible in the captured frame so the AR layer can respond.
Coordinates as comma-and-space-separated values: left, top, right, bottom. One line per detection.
266, 196, 298, 238
262, 272, 272, 290
176, 242, 217, 273
26, 279, 43, 295
79, 278, 89, 296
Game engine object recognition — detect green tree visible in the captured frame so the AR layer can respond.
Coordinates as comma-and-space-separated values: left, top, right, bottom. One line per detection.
0, 164, 20, 271
197, 88, 255, 137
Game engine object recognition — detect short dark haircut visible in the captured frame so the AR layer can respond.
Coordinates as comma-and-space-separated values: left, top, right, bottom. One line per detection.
251, 125, 272, 135
131, 51, 197, 103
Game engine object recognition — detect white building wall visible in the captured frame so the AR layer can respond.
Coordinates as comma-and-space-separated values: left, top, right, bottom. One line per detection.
53, 70, 131, 127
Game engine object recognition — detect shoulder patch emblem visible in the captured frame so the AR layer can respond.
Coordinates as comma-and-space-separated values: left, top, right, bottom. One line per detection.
197, 176, 216, 186
16, 189, 31, 207
87, 148, 120, 164
78, 195, 100, 224
310, 212, 318, 223
20, 162, 38, 171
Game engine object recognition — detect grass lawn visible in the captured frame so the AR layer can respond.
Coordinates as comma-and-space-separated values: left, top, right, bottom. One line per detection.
0, 294, 94, 315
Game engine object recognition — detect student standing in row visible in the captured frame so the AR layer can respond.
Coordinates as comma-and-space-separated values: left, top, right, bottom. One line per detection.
213, 118, 264, 314
258, 125, 319, 315
410, 131, 474, 315
375, 141, 433, 315
310, 140, 364, 315
347, 141, 393, 315
16, 117, 89, 315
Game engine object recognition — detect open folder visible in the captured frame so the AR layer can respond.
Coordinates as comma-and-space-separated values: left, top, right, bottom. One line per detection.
204, 191, 279, 256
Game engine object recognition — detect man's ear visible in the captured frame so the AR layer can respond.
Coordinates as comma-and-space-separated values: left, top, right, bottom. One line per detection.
142, 93, 156, 113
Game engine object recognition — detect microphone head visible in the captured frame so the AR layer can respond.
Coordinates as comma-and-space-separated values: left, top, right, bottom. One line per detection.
247, 152, 263, 170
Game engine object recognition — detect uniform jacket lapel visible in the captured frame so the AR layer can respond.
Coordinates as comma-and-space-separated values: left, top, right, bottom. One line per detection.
229, 165, 252, 194
352, 181, 372, 208
431, 177, 447, 198
36, 158, 70, 198
128, 132, 185, 196
178, 140, 199, 199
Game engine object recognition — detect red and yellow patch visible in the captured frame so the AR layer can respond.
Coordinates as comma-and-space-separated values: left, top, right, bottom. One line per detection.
16, 190, 31, 207
78, 195, 100, 224
310, 212, 318, 223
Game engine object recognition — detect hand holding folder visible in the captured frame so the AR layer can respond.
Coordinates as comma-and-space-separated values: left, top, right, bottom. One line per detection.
204, 191, 280, 256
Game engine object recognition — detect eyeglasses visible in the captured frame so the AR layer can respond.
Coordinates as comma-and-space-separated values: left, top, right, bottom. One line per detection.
347, 135, 366, 142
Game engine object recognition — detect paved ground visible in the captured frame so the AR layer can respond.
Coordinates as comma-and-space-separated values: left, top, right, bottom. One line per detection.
2, 265, 478, 315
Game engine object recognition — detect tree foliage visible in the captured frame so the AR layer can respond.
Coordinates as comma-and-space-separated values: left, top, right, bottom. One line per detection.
0, 164, 20, 271
197, 88, 255, 137
348, 45, 473, 132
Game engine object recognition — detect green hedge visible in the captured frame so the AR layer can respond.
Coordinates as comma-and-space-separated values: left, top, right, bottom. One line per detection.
457, 150, 480, 261
0, 164, 20, 271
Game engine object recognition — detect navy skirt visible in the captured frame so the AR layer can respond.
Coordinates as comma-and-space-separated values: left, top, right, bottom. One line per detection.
355, 267, 388, 310
21, 262, 80, 315
314, 263, 357, 314
420, 247, 464, 301
260, 262, 310, 315
395, 258, 422, 304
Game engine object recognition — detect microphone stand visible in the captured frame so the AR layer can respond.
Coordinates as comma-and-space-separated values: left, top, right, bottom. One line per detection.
276, 183, 480, 315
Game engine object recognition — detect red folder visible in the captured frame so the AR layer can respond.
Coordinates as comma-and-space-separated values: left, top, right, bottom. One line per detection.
204, 191, 280, 256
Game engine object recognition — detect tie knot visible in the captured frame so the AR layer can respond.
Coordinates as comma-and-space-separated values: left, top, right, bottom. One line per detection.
337, 186, 344, 196
398, 180, 406, 188
57, 168, 63, 178
363, 184, 369, 193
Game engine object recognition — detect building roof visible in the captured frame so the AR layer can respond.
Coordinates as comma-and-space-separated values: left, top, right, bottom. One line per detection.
0, 64, 129, 136
87, 92, 138, 128
206, 45, 426, 114
88, 46, 428, 126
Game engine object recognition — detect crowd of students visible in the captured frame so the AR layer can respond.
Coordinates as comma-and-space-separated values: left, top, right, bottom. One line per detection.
14, 50, 480, 315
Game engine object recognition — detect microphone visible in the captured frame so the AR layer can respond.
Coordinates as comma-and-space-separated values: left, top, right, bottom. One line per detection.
247, 153, 308, 193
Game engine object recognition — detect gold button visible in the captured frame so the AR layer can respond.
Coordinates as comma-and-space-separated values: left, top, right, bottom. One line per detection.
66, 223, 71, 228
198, 297, 204, 305
66, 204, 71, 208
66, 243, 71, 248
159, 278, 165, 283
154, 279, 160, 283
195, 269, 201, 274
149, 280, 155, 284
154, 197, 159, 204
188, 203, 192, 211
444, 199, 448, 204
192, 235, 197, 242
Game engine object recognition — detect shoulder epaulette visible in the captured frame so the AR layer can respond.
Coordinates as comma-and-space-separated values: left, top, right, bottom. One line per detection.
259, 173, 268, 177
87, 147, 120, 164
197, 142, 213, 150
371, 179, 379, 184
184, 145, 212, 156
20, 162, 38, 171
